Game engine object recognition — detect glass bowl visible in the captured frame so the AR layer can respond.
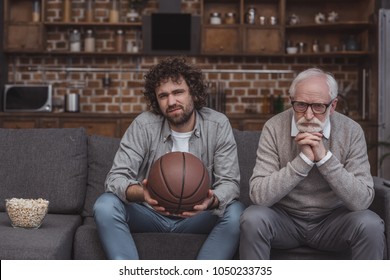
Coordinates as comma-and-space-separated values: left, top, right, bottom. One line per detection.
5, 198, 49, 229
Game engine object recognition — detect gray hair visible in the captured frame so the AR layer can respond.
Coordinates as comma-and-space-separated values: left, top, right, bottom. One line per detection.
289, 68, 338, 100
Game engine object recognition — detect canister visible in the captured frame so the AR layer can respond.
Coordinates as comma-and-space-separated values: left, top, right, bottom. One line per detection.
69, 29, 81, 52
210, 12, 222, 25
65, 93, 80, 112
245, 7, 256, 24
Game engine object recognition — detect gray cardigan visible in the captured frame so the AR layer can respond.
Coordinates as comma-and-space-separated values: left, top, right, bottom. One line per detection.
250, 108, 374, 213
105, 108, 240, 216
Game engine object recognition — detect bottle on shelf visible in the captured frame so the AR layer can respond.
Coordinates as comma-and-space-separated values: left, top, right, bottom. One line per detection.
109, 0, 120, 23
126, 40, 139, 53
115, 30, 124, 52
32, 0, 40, 23
274, 95, 284, 113
346, 35, 359, 51
63, 0, 72, 22
85, 0, 95, 22
69, 29, 81, 52
84, 29, 95, 52
224, 12, 236, 24
245, 7, 256, 24
132, 41, 139, 53
210, 12, 222, 25
312, 40, 320, 53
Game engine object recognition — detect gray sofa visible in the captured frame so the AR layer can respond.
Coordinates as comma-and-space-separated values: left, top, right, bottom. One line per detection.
0, 127, 389, 260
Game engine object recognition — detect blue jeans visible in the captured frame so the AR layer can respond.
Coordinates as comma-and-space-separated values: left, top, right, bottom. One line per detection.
93, 192, 245, 260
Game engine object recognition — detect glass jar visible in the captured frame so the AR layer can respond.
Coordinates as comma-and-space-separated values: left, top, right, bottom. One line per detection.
210, 12, 222, 25
63, 0, 72, 22
84, 29, 95, 52
85, 0, 94, 22
126, 40, 133, 53
346, 35, 359, 51
127, 8, 139, 22
312, 39, 319, 53
245, 7, 256, 24
115, 30, 124, 52
69, 29, 81, 52
225, 12, 236, 24
109, 0, 120, 23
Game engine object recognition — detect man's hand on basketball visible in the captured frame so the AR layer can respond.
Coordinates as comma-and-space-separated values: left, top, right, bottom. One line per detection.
179, 190, 216, 218
142, 179, 170, 216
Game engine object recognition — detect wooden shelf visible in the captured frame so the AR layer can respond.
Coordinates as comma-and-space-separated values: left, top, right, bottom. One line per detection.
200, 0, 375, 56
43, 22, 142, 27
285, 22, 373, 30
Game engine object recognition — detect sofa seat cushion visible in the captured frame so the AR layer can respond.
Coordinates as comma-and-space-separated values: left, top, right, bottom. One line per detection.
74, 217, 208, 260
0, 128, 88, 214
270, 246, 350, 260
0, 212, 82, 259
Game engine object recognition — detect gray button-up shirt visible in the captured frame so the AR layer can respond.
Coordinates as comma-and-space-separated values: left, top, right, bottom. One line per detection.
105, 107, 240, 216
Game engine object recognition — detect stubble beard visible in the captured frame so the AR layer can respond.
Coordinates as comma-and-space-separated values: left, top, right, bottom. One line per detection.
165, 104, 195, 127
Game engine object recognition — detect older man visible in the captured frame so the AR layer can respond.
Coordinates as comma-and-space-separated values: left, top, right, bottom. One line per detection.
240, 68, 385, 259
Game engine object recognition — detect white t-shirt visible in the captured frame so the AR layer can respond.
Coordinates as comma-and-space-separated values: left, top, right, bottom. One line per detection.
171, 130, 193, 152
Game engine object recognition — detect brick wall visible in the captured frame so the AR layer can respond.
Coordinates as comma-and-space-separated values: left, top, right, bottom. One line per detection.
5, 0, 366, 119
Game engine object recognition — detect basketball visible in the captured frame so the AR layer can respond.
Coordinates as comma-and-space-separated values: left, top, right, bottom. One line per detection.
147, 152, 210, 214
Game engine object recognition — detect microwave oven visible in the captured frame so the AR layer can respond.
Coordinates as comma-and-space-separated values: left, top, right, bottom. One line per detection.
3, 84, 52, 112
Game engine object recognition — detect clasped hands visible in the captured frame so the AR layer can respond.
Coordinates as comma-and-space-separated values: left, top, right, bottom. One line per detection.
295, 132, 327, 163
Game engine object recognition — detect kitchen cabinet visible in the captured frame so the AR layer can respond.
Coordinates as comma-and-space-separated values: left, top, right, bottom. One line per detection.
201, 0, 284, 55
3, 0, 44, 51
60, 117, 120, 137
0, 113, 135, 138
4, 0, 376, 57
3, 0, 142, 54
285, 0, 375, 55
1, 118, 37, 129
200, 0, 375, 56
201, 26, 241, 54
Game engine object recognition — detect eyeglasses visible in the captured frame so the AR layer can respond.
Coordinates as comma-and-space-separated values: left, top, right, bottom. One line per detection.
291, 100, 334, 114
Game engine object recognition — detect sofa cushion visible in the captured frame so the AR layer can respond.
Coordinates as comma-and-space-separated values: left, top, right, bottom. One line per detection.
0, 128, 88, 214
233, 129, 261, 207
271, 246, 350, 260
74, 217, 208, 260
0, 212, 82, 259
74, 218, 106, 260
83, 135, 121, 217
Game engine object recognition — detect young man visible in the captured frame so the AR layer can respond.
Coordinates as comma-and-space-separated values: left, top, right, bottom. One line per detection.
240, 68, 385, 259
94, 57, 244, 259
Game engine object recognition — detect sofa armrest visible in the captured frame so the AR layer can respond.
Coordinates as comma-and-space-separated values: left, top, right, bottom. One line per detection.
369, 176, 390, 259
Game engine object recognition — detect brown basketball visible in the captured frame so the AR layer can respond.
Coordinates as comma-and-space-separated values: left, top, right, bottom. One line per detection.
147, 152, 210, 214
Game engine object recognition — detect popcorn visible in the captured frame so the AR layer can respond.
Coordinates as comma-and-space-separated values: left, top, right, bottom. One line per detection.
5, 198, 49, 229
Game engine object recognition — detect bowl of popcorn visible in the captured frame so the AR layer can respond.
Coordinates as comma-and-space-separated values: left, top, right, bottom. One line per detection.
5, 198, 49, 229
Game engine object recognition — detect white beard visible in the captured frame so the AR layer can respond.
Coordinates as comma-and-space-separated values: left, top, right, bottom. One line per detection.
296, 113, 330, 133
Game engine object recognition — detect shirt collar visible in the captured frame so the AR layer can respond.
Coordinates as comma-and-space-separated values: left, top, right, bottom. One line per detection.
162, 110, 201, 142
291, 115, 331, 139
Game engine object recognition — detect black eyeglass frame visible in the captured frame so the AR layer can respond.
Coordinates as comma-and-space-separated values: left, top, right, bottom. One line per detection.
290, 100, 335, 114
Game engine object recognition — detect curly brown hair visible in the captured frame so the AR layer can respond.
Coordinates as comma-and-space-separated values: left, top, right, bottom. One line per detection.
143, 57, 208, 115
